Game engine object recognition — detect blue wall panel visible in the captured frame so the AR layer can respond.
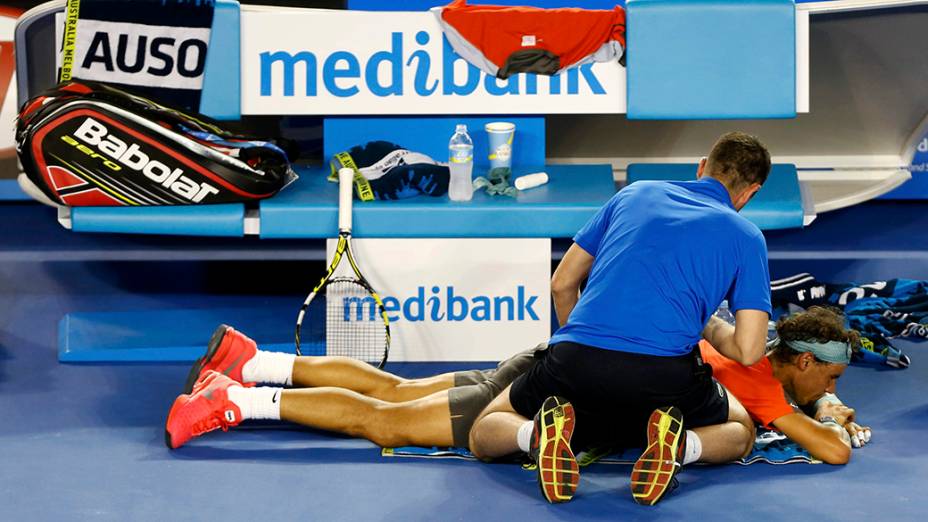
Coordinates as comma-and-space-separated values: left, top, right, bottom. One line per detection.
626, 0, 795, 119
199, 0, 242, 120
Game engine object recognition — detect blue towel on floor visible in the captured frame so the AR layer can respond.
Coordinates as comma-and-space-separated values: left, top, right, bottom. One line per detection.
383, 428, 820, 465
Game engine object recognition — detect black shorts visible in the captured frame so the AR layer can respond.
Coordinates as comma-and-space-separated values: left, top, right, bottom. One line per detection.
448, 343, 546, 448
509, 341, 729, 449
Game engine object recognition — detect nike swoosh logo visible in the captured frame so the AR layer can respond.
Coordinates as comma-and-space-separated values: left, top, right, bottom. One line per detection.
223, 353, 246, 376
272, 391, 280, 404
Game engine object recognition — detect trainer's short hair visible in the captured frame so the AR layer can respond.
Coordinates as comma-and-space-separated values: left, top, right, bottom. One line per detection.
706, 132, 772, 189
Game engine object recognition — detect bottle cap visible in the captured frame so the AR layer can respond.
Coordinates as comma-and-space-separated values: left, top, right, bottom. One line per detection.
456, 124, 467, 133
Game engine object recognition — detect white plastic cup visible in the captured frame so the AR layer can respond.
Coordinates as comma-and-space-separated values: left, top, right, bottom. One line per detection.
485, 121, 516, 173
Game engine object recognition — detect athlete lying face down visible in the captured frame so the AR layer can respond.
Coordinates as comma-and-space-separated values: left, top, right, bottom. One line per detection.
700, 306, 870, 465
165, 306, 868, 469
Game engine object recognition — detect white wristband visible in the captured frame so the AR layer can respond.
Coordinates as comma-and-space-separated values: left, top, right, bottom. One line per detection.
820, 417, 851, 444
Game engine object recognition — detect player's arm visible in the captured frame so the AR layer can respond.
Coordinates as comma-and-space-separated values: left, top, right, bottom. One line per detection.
701, 309, 769, 366
771, 406, 855, 465
551, 243, 594, 327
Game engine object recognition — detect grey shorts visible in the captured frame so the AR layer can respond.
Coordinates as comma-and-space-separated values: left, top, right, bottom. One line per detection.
448, 343, 546, 448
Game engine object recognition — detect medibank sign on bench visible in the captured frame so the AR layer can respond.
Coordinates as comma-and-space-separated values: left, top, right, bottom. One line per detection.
240, 10, 626, 115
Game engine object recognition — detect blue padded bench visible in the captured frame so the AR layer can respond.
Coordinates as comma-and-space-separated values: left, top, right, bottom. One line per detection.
626, 163, 803, 230
70, 204, 247, 236
626, 0, 796, 119
63, 162, 616, 238
259, 163, 615, 238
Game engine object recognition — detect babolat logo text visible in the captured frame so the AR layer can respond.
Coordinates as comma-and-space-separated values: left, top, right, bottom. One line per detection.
342, 285, 540, 323
259, 31, 607, 98
73, 20, 210, 89
72, 117, 219, 203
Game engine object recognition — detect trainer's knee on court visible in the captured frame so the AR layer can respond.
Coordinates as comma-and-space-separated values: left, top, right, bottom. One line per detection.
467, 385, 518, 461
727, 391, 756, 458
468, 419, 492, 461
468, 414, 512, 462
468, 405, 502, 461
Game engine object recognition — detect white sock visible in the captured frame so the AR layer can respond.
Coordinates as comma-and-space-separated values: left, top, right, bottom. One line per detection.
227, 386, 282, 421
241, 350, 296, 386
516, 420, 534, 453
683, 430, 702, 465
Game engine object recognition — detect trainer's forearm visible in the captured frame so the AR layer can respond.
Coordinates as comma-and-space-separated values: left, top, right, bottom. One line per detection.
702, 316, 750, 364
552, 287, 580, 327
702, 316, 735, 352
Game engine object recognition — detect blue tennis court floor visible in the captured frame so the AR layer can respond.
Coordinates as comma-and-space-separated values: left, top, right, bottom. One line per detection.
3, 320, 927, 520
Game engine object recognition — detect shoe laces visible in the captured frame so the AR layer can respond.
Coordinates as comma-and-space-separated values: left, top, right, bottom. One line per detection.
190, 410, 231, 436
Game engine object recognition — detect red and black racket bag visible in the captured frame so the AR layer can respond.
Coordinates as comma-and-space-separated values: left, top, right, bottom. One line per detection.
15, 81, 296, 206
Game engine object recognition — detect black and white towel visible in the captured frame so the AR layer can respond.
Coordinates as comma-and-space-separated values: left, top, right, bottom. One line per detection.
64, 0, 215, 111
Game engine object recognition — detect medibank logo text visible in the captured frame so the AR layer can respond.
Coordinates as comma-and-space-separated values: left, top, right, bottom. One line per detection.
258, 31, 607, 99
343, 285, 541, 323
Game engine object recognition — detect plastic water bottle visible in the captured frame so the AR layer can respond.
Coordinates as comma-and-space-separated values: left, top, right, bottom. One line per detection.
714, 300, 736, 325
448, 124, 474, 201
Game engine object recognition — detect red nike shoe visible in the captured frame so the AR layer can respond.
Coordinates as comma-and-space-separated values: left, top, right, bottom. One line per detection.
183, 324, 258, 393
165, 370, 243, 449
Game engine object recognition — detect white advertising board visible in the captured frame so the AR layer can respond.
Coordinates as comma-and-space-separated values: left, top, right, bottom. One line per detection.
326, 238, 551, 361
242, 10, 625, 115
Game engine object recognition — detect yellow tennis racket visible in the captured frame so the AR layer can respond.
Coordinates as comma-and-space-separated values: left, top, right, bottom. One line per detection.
295, 168, 390, 368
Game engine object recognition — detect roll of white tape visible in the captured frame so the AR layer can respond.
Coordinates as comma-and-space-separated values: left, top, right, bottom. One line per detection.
514, 172, 549, 191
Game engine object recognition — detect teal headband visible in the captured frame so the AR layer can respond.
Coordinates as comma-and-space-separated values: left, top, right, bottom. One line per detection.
785, 339, 852, 365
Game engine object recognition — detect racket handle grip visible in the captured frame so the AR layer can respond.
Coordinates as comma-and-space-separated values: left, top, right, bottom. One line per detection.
338, 167, 354, 232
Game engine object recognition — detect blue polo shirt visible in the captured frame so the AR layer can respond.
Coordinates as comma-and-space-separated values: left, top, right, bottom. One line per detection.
549, 177, 771, 357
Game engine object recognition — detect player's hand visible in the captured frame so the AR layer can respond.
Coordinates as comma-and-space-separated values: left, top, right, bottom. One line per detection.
845, 421, 872, 448
816, 402, 856, 426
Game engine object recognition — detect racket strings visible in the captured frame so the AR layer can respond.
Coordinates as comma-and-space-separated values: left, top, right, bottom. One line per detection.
323, 279, 388, 365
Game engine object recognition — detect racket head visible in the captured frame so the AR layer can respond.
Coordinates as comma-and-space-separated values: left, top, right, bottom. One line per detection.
297, 276, 390, 368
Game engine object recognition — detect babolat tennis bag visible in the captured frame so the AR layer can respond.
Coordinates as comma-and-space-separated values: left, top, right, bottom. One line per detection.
16, 81, 296, 206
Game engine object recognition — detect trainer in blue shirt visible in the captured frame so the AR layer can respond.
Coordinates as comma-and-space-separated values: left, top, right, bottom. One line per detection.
469, 132, 774, 507
548, 173, 771, 356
